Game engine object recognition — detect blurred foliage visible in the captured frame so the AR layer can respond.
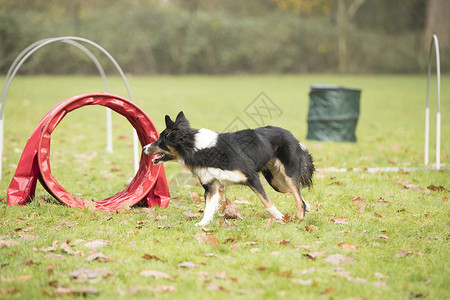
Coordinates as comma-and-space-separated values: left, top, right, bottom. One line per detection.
0, 0, 447, 75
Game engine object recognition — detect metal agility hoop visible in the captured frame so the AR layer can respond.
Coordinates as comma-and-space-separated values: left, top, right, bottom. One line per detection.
7, 93, 170, 211
0, 36, 140, 182
425, 34, 441, 170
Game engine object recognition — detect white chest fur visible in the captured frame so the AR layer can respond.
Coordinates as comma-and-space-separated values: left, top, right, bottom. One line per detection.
193, 167, 247, 185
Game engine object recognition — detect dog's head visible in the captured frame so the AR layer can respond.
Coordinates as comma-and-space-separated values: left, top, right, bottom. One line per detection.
143, 111, 192, 165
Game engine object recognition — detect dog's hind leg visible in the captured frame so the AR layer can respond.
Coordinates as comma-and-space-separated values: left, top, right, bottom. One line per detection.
247, 175, 284, 221
196, 181, 221, 227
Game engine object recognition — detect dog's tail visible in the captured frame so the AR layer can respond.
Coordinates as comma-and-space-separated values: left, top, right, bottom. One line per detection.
299, 142, 315, 189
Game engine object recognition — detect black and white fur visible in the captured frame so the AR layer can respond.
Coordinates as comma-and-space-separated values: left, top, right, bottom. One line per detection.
143, 112, 315, 226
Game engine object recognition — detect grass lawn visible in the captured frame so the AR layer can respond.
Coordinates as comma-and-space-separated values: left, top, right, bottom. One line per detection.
0, 75, 449, 299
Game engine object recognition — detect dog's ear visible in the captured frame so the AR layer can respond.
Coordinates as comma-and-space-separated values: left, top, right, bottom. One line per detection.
175, 111, 189, 125
165, 115, 174, 129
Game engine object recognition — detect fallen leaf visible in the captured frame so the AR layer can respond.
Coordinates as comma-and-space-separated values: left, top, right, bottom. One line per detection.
324, 254, 347, 265
331, 217, 348, 224
387, 158, 397, 165
391, 144, 402, 151
221, 198, 243, 220
190, 191, 203, 202
282, 214, 292, 223
230, 243, 240, 250
338, 243, 357, 251
0, 288, 19, 295
373, 281, 387, 287
378, 197, 389, 203
43, 254, 64, 259
374, 272, 386, 279
129, 285, 176, 294
86, 252, 109, 262
395, 250, 413, 258
21, 259, 38, 266
60, 241, 74, 254
205, 282, 226, 291
291, 278, 313, 286
208, 234, 220, 247
177, 261, 196, 269
142, 254, 164, 262
297, 267, 316, 275
140, 270, 172, 280
35, 240, 60, 252
304, 251, 326, 260
52, 285, 99, 296
84, 239, 110, 250
305, 225, 318, 232
321, 286, 334, 294
274, 269, 293, 277
271, 251, 281, 255
19, 234, 39, 241
378, 234, 390, 239
276, 239, 293, 245
1, 275, 32, 282
427, 185, 449, 192
69, 267, 110, 279
193, 232, 207, 244
0, 240, 19, 248
351, 196, 367, 204
250, 248, 261, 253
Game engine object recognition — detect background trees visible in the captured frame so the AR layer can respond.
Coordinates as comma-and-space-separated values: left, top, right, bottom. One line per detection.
0, 0, 447, 74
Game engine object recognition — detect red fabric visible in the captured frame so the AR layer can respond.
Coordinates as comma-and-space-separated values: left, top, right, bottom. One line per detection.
7, 93, 170, 211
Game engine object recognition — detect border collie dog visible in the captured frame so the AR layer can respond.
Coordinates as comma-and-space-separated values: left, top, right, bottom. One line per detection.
143, 112, 314, 226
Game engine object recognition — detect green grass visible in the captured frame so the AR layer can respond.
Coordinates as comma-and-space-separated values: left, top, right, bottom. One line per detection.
0, 75, 449, 299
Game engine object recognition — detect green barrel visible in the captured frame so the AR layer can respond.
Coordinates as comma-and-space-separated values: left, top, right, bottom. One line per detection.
306, 84, 361, 142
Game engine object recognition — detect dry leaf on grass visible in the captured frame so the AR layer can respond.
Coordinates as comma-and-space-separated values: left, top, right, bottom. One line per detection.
338, 243, 357, 251
221, 198, 243, 220
86, 252, 109, 262
276, 239, 293, 244
84, 239, 111, 250
291, 278, 313, 286
331, 217, 349, 224
60, 241, 74, 254
142, 254, 164, 262
325, 254, 354, 265
68, 267, 110, 279
140, 270, 172, 280
305, 225, 319, 232
395, 249, 413, 258
1, 275, 32, 282
177, 261, 196, 269
129, 285, 177, 294
208, 234, 220, 247
304, 251, 326, 260
0, 240, 19, 248
193, 232, 208, 244
190, 191, 203, 202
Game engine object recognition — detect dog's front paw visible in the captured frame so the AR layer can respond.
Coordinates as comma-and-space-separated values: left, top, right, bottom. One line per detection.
266, 206, 284, 221
195, 219, 211, 227
304, 201, 311, 212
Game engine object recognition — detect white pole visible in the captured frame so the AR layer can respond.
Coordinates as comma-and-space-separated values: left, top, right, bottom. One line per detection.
436, 111, 440, 170
424, 107, 429, 166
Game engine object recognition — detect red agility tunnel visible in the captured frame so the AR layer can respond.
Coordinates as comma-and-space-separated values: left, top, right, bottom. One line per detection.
7, 93, 170, 211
